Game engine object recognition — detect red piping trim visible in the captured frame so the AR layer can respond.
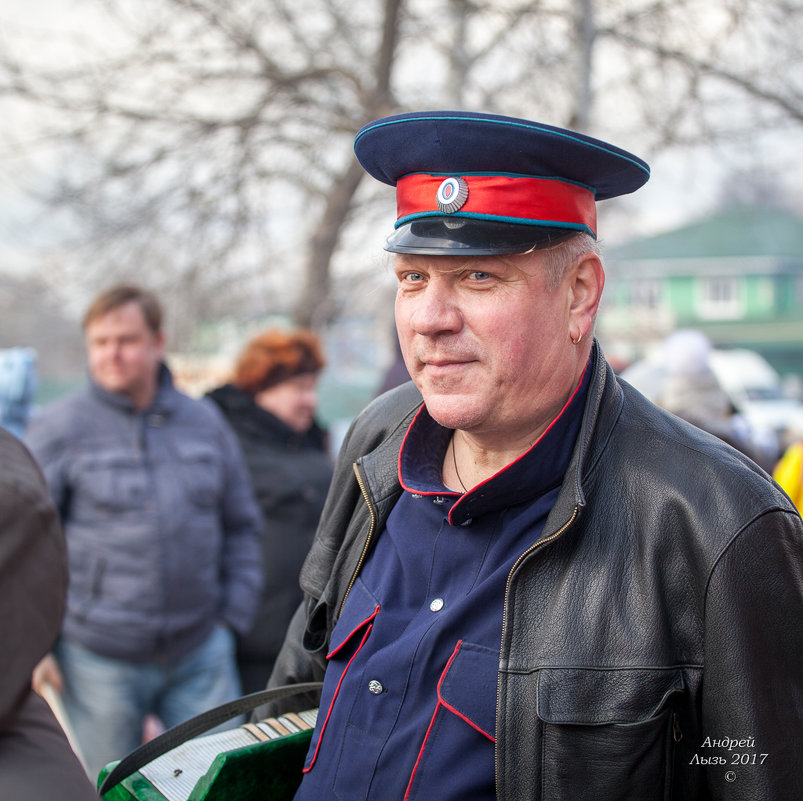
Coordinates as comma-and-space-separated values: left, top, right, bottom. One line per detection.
447, 360, 589, 525
437, 641, 494, 740
438, 695, 495, 742
397, 404, 462, 498
326, 604, 380, 659
304, 621, 374, 772
403, 641, 466, 800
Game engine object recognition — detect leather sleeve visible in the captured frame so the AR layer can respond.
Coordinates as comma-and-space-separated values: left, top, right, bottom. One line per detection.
254, 602, 327, 719
702, 507, 803, 800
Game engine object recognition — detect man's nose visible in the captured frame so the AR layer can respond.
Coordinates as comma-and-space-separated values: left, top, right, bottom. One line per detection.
409, 283, 462, 336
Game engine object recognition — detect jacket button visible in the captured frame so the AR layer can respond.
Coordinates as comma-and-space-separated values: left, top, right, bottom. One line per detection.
368, 679, 384, 695
429, 598, 445, 612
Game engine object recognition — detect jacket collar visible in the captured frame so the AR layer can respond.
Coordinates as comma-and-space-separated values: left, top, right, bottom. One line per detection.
398, 363, 590, 526
542, 340, 622, 535
88, 362, 180, 416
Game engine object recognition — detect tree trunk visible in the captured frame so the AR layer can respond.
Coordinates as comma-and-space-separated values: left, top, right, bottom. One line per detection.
295, 157, 366, 328
294, 0, 404, 329
569, 0, 595, 132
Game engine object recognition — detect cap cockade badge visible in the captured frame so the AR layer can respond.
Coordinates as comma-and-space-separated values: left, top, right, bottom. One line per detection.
436, 177, 469, 214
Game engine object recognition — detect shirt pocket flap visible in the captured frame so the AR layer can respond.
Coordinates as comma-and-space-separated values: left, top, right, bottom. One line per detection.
327, 578, 381, 659
438, 641, 498, 740
537, 667, 685, 725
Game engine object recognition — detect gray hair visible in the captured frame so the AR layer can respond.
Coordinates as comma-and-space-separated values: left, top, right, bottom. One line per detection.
539, 233, 602, 291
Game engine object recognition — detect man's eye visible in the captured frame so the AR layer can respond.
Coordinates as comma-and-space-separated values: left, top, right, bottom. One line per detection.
402, 272, 426, 283
468, 271, 491, 281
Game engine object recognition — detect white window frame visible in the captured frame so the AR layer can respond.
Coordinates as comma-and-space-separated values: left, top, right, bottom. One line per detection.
696, 276, 745, 320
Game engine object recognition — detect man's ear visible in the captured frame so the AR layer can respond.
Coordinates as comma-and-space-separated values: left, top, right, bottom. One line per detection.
567, 252, 605, 337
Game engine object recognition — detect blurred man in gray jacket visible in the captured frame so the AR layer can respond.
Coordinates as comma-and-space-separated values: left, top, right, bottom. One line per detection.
27, 284, 263, 781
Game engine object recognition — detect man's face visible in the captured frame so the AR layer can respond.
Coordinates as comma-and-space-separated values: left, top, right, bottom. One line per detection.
394, 251, 588, 443
85, 301, 164, 406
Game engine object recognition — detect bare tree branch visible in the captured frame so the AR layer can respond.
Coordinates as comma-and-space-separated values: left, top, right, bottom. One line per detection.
0, 0, 800, 344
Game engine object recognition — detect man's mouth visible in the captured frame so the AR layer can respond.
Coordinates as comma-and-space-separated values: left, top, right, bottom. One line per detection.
421, 357, 474, 377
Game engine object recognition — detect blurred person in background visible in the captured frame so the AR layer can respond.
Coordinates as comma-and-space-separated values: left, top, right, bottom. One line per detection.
376, 333, 411, 397
0, 347, 38, 438
655, 329, 771, 469
25, 284, 263, 780
206, 329, 333, 693
773, 430, 803, 513
0, 427, 96, 800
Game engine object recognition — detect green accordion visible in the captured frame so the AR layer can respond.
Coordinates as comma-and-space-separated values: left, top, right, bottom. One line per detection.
98, 709, 316, 801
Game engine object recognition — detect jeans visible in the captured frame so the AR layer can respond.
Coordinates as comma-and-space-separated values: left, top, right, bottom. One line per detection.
55, 625, 243, 783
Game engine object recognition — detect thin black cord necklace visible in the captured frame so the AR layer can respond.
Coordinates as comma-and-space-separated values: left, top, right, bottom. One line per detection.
451, 435, 468, 493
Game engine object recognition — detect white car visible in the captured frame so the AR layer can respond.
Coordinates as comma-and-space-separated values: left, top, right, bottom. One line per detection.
708, 349, 803, 446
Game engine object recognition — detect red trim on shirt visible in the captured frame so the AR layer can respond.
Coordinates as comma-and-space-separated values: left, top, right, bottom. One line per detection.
438, 686, 496, 742
305, 616, 377, 772
403, 641, 465, 800
326, 605, 380, 659
398, 403, 462, 498
447, 360, 589, 526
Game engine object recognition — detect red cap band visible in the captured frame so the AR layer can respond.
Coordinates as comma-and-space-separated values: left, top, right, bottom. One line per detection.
396, 174, 597, 236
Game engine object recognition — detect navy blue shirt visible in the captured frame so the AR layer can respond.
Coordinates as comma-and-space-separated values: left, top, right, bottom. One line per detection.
295, 363, 590, 801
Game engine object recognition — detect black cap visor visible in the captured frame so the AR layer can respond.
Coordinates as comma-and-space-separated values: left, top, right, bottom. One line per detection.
385, 218, 581, 255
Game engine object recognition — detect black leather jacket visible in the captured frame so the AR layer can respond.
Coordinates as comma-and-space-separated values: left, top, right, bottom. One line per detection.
268, 344, 803, 800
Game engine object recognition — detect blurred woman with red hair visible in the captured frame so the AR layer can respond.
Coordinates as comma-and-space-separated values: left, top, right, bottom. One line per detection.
206, 329, 333, 692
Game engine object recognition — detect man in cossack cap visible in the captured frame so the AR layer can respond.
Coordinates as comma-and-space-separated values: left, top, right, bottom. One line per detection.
267, 111, 803, 801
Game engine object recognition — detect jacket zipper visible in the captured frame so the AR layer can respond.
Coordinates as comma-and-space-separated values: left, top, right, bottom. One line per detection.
495, 505, 579, 798
338, 461, 379, 617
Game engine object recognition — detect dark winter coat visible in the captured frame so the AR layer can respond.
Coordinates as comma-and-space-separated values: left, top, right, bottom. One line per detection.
206, 384, 332, 685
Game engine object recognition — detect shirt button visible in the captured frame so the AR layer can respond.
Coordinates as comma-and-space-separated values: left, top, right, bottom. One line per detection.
429, 598, 445, 612
368, 679, 384, 695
